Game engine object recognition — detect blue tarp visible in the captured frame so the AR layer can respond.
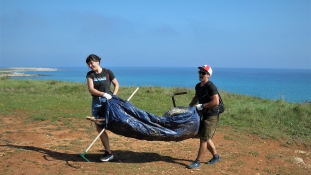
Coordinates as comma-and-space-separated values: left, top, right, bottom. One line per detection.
104, 96, 201, 141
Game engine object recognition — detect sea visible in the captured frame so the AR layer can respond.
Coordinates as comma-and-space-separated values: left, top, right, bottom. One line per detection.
5, 67, 311, 103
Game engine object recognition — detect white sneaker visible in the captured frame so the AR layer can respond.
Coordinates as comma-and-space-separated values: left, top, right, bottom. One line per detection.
100, 151, 114, 162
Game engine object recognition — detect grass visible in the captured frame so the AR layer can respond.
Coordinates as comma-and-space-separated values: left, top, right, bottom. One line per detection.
0, 79, 310, 146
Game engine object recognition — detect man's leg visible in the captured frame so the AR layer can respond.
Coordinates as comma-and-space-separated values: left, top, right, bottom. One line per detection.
187, 138, 207, 169
196, 138, 208, 161
206, 139, 217, 156
204, 115, 221, 164
206, 139, 220, 164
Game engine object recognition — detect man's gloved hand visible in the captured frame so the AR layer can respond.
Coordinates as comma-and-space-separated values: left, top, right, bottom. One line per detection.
196, 104, 204, 110
103, 93, 112, 100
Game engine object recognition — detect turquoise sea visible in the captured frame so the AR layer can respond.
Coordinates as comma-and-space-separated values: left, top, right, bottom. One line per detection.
6, 67, 311, 103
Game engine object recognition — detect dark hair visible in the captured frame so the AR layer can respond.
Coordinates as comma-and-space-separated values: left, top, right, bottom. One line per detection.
86, 54, 101, 64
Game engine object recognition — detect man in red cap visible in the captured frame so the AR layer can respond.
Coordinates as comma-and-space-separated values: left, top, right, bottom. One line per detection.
187, 65, 221, 169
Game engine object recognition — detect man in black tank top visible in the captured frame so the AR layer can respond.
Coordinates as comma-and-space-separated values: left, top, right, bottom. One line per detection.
187, 65, 221, 169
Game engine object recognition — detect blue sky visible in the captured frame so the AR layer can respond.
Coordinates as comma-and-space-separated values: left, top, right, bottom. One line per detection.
1, 0, 310, 69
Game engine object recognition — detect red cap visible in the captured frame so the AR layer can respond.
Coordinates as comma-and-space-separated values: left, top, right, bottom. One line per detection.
198, 65, 212, 76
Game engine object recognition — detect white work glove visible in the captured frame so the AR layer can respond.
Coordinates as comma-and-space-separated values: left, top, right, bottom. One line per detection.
196, 104, 204, 110
103, 93, 112, 100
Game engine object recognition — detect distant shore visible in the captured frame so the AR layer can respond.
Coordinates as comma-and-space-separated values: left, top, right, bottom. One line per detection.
0, 67, 58, 77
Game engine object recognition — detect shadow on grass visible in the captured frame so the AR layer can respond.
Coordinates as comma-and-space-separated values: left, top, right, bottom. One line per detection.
1, 144, 191, 167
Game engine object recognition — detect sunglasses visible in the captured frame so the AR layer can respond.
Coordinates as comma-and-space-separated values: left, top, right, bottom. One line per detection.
198, 71, 209, 75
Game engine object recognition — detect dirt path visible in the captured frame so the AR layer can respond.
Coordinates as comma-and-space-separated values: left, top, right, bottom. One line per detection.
0, 116, 310, 175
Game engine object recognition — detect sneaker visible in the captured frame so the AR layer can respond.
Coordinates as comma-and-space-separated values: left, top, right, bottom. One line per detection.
187, 160, 201, 169
206, 155, 221, 164
100, 151, 114, 162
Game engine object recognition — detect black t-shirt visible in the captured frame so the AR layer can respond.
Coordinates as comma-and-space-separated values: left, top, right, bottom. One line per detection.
195, 81, 218, 104
86, 68, 115, 96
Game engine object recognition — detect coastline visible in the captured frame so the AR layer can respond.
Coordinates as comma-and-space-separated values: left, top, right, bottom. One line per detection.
0, 67, 58, 77
1, 67, 310, 103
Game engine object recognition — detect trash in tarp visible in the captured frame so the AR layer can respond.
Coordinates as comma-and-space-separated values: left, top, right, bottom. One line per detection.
104, 96, 201, 141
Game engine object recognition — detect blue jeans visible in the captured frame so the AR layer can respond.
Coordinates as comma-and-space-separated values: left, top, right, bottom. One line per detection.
92, 96, 107, 119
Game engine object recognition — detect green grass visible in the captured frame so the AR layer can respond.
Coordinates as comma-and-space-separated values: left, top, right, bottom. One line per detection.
0, 79, 310, 145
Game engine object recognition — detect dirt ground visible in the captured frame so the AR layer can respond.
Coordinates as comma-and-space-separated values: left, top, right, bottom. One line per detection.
1, 115, 310, 175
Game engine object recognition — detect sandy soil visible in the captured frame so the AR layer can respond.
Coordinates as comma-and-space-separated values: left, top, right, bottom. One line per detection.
1, 115, 310, 175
